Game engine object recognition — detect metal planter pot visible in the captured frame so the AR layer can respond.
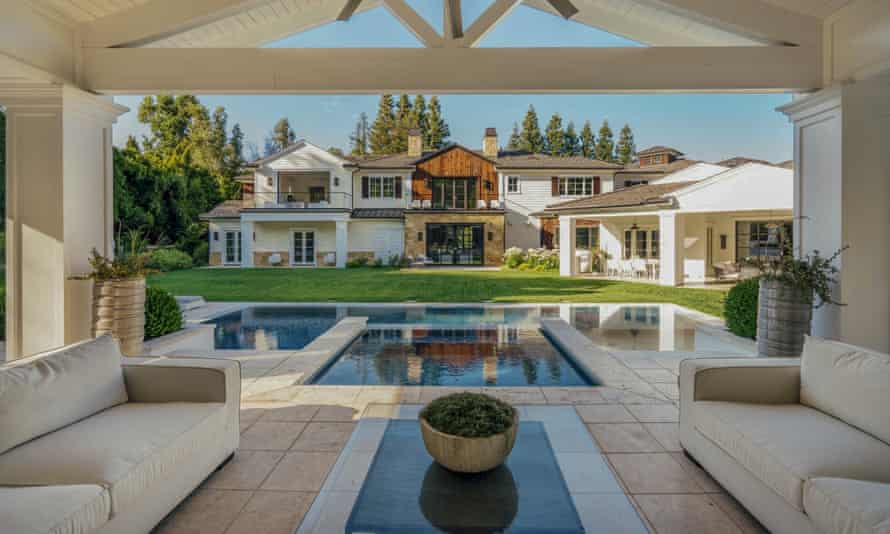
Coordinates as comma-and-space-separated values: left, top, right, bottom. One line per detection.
92, 277, 146, 356
756, 278, 813, 357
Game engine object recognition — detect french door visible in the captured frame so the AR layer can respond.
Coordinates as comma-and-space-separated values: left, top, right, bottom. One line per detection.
426, 223, 484, 265
292, 230, 316, 265
224, 231, 241, 265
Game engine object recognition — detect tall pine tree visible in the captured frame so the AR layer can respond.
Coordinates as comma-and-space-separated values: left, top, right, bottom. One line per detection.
594, 120, 615, 162
409, 95, 428, 138
369, 95, 395, 154
519, 105, 545, 153
425, 96, 450, 150
544, 113, 565, 156
563, 121, 579, 156
350, 112, 370, 156
224, 123, 246, 175
391, 94, 412, 153
264, 117, 296, 155
615, 124, 637, 165
507, 122, 522, 151
579, 120, 596, 158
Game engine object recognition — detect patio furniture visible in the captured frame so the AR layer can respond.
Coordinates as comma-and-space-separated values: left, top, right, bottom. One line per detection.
422, 200, 432, 209
324, 252, 336, 266
477, 200, 487, 209
268, 253, 282, 266
679, 335, 890, 534
712, 261, 742, 281
0, 335, 240, 534
411, 199, 422, 209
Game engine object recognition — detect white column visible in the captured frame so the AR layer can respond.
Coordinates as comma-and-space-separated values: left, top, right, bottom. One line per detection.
240, 220, 254, 267
1, 85, 127, 359
335, 220, 348, 268
659, 212, 683, 286
558, 216, 575, 276
658, 305, 676, 351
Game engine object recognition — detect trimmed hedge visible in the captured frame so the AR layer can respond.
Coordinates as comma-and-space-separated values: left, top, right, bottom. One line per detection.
145, 286, 182, 339
420, 393, 516, 438
725, 277, 759, 339
147, 248, 193, 272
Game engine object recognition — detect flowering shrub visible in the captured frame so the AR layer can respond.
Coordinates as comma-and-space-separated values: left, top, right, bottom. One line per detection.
503, 247, 559, 272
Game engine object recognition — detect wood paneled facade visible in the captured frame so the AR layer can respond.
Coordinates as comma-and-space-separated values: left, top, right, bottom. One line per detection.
411, 146, 499, 203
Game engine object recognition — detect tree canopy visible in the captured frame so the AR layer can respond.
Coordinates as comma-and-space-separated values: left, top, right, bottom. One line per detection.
519, 105, 545, 153
615, 124, 637, 164
594, 120, 616, 162
544, 113, 565, 156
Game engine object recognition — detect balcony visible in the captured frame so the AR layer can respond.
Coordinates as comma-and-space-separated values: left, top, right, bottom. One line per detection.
242, 191, 352, 210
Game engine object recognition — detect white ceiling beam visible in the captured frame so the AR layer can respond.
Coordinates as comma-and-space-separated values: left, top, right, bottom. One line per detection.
81, 0, 271, 48
81, 45, 821, 94
646, 0, 822, 47
460, 0, 522, 47
382, 0, 444, 48
444, 0, 463, 40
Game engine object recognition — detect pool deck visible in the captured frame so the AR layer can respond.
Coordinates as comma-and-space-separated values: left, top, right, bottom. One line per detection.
148, 301, 764, 534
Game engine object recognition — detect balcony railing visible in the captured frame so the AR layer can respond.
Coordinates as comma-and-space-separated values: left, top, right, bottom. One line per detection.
244, 192, 352, 210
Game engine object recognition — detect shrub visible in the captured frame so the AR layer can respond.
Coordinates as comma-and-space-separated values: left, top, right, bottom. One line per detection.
346, 256, 369, 268
147, 248, 193, 272
191, 242, 209, 267
388, 254, 411, 268
371, 257, 384, 268
144, 286, 182, 339
725, 277, 760, 339
505, 247, 559, 272
503, 247, 525, 269
420, 393, 516, 438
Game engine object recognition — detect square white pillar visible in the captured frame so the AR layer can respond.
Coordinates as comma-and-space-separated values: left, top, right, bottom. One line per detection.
335, 220, 348, 268
559, 216, 576, 276
240, 220, 254, 267
1, 85, 127, 359
659, 212, 682, 286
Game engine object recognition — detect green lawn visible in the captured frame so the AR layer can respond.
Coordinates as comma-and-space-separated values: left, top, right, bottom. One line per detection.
148, 268, 728, 318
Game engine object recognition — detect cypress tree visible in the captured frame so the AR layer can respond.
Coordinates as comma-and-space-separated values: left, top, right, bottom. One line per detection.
369, 94, 395, 154
350, 112, 370, 156
225, 123, 246, 174
391, 94, 412, 153
594, 120, 615, 162
507, 122, 522, 151
409, 95, 428, 139
544, 112, 565, 157
579, 120, 596, 158
519, 105, 545, 153
563, 121, 579, 157
615, 124, 637, 165
426, 96, 450, 150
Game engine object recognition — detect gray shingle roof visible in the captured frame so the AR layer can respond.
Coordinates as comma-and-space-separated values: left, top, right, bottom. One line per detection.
351, 208, 405, 219
345, 146, 622, 171
200, 200, 246, 219
544, 182, 696, 212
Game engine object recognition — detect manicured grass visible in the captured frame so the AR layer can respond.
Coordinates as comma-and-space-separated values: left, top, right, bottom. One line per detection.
148, 268, 728, 317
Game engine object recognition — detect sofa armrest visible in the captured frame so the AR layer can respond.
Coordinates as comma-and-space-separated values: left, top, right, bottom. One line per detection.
680, 357, 801, 406
122, 357, 241, 404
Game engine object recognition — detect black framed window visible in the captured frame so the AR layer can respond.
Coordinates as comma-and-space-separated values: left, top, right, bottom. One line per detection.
431, 178, 477, 209
736, 221, 792, 261
507, 176, 520, 193
575, 226, 599, 249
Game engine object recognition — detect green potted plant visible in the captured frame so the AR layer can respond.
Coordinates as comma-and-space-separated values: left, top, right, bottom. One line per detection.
419, 392, 518, 473
746, 245, 845, 357
87, 243, 150, 356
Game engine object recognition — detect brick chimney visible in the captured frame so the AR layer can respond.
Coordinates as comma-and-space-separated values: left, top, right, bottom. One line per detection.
483, 127, 498, 158
408, 128, 423, 157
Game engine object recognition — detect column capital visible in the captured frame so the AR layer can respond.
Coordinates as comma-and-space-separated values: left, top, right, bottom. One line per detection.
0, 83, 128, 123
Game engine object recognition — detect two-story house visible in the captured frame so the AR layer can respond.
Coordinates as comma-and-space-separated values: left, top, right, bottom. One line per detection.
200, 131, 691, 267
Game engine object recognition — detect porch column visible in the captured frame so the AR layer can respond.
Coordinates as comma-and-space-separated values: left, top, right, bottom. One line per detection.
240, 220, 254, 267
0, 85, 127, 359
558, 216, 575, 276
335, 220, 348, 268
659, 212, 683, 286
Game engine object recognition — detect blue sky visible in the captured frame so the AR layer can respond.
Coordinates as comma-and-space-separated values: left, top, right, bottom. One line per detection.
112, 3, 793, 163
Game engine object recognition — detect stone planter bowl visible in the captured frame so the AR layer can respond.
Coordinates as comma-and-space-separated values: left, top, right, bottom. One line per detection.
420, 411, 519, 474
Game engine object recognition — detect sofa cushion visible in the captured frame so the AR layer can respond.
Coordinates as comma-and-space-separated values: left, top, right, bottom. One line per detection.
801, 336, 890, 445
804, 478, 890, 534
0, 484, 111, 534
0, 335, 129, 454
693, 401, 890, 511
0, 402, 226, 516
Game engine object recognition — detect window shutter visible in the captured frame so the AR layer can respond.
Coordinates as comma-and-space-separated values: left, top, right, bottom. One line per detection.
551, 177, 559, 196
362, 176, 369, 199
395, 178, 402, 198
594, 176, 601, 194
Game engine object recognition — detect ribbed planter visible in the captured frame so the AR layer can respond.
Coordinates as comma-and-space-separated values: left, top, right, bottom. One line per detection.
92, 277, 146, 356
420, 412, 519, 473
756, 278, 813, 357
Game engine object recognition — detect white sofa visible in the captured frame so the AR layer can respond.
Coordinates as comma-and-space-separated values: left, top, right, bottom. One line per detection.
0, 335, 240, 534
680, 335, 890, 534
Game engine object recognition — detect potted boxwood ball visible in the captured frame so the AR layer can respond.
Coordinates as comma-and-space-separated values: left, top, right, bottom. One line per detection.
419, 392, 518, 473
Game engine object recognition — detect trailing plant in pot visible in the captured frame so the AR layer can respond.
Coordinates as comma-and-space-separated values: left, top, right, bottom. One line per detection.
86, 247, 150, 356
419, 392, 518, 474
746, 245, 845, 357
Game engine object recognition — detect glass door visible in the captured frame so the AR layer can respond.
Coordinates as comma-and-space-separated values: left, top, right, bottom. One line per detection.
224, 231, 241, 264
426, 224, 484, 265
292, 230, 316, 265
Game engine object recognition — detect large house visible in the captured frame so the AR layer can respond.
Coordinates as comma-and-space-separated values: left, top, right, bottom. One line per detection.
201, 129, 791, 279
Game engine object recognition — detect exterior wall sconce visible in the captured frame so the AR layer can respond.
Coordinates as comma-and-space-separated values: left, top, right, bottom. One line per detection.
417, 232, 423, 241
485, 180, 493, 191
488, 232, 494, 242
334, 177, 340, 187
720, 234, 728, 249
213, 232, 219, 241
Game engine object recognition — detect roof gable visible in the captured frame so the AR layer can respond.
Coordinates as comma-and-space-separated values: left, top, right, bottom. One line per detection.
670, 163, 793, 212
250, 139, 348, 168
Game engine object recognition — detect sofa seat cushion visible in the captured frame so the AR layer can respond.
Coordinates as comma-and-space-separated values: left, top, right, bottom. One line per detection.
0, 402, 226, 516
693, 401, 890, 511
0, 484, 111, 534
804, 478, 890, 534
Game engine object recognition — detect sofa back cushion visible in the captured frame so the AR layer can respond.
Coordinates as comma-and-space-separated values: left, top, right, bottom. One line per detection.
800, 335, 890, 445
0, 335, 129, 454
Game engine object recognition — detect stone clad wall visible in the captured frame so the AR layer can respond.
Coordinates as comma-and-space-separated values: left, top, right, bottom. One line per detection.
254, 251, 290, 267
404, 212, 505, 266
209, 252, 222, 266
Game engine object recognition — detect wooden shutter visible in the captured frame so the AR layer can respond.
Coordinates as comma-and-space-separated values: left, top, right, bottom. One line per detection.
395, 178, 402, 198
361, 176, 369, 198
593, 176, 601, 194
551, 176, 559, 196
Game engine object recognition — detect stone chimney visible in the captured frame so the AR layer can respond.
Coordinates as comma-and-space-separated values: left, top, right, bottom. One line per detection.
407, 128, 423, 157
483, 127, 498, 158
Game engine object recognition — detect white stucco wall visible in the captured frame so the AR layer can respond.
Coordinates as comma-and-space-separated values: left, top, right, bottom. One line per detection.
253, 142, 352, 207
348, 220, 404, 258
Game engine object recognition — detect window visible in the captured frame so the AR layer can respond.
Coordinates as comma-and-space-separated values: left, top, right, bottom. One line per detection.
636, 231, 648, 258
575, 226, 600, 250
367, 176, 398, 199
736, 221, 792, 261
653, 154, 664, 164
431, 178, 477, 209
624, 180, 648, 188
559, 177, 593, 196
624, 228, 658, 259
224, 231, 241, 264
651, 230, 660, 259
507, 176, 520, 194
624, 230, 633, 259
